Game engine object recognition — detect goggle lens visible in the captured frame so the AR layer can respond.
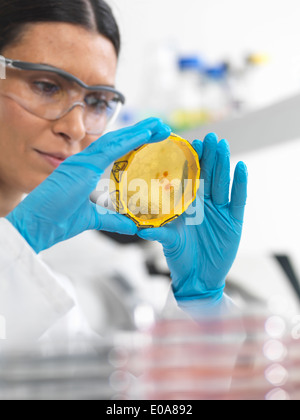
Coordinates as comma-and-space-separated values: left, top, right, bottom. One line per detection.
1, 62, 125, 135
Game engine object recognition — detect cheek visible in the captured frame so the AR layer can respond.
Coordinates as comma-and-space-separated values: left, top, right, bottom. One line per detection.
0, 98, 51, 191
0, 97, 45, 147
0, 99, 28, 162
81, 134, 101, 151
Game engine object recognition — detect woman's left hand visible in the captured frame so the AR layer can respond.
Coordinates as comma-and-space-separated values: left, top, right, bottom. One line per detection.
138, 133, 248, 304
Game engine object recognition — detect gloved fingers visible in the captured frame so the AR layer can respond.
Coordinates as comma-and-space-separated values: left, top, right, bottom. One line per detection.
212, 139, 231, 206
137, 227, 179, 249
92, 117, 166, 147
229, 161, 248, 222
59, 128, 154, 186
79, 118, 172, 169
192, 139, 204, 162
52, 119, 171, 207
200, 133, 218, 198
91, 203, 138, 235
136, 118, 172, 142
106, 117, 170, 143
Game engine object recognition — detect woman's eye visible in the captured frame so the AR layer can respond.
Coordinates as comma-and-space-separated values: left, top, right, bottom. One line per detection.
85, 95, 109, 112
32, 81, 60, 95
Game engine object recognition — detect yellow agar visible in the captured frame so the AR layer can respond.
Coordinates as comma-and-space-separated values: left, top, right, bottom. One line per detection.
110, 133, 200, 228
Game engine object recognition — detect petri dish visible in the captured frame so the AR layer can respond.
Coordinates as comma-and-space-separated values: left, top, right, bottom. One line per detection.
110, 133, 200, 228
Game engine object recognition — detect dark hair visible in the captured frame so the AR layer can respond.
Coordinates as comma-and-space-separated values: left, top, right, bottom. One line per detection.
0, 0, 121, 56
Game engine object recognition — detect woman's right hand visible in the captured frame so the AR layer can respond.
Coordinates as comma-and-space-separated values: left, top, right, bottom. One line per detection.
6, 118, 171, 254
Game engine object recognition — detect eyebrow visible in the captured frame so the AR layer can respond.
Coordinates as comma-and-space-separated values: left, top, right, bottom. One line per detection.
40, 61, 117, 89
35, 61, 117, 89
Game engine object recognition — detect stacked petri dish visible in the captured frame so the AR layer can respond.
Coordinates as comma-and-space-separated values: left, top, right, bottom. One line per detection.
124, 310, 300, 400
1, 310, 299, 400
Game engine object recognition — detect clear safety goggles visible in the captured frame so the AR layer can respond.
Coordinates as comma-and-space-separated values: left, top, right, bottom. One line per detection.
0, 57, 126, 135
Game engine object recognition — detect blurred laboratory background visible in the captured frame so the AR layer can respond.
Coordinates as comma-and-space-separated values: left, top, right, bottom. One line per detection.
106, 0, 300, 317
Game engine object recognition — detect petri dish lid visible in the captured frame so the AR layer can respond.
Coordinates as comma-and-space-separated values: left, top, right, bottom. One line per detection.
110, 133, 200, 228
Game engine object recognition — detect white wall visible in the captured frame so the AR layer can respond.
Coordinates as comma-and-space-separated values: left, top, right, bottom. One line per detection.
106, 0, 300, 252
106, 1, 300, 306
108, 0, 300, 108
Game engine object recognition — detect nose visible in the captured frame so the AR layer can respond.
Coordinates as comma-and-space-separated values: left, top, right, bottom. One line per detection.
51, 104, 87, 144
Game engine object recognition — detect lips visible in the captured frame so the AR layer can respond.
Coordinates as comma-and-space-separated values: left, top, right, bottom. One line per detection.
35, 150, 72, 169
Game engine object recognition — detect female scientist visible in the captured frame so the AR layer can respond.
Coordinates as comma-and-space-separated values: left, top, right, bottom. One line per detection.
0, 0, 248, 345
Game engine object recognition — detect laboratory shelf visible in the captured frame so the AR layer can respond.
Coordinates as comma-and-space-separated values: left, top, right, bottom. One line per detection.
182, 93, 300, 155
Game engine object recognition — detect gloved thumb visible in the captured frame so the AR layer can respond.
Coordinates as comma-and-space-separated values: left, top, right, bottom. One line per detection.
138, 227, 179, 249
90, 203, 138, 235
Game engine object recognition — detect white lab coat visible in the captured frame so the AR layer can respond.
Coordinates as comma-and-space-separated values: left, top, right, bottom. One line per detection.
0, 218, 235, 350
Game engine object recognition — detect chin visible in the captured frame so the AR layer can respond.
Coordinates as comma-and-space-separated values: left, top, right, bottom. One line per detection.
23, 172, 52, 194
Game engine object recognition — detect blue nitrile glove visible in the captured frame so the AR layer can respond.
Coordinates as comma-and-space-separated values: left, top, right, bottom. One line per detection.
138, 133, 248, 304
6, 118, 171, 254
